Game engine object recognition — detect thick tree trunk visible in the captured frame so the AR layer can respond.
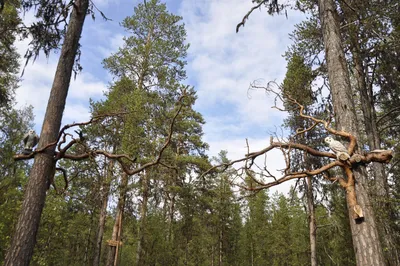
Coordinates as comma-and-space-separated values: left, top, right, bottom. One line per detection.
4, 1, 89, 265
344, 10, 399, 260
341, 0, 390, 206
318, 0, 385, 265
351, 46, 399, 266
106, 172, 128, 266
135, 171, 150, 266
93, 160, 115, 266
306, 176, 317, 266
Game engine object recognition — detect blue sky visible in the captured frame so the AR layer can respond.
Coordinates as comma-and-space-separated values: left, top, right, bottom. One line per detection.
15, 0, 306, 194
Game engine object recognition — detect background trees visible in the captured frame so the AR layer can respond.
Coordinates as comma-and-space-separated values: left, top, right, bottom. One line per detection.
0, 0, 399, 265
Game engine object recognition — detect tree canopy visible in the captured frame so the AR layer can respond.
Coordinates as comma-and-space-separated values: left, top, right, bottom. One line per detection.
0, 0, 399, 265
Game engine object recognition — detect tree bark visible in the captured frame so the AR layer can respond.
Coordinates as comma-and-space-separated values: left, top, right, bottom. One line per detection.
318, 0, 385, 265
351, 44, 399, 266
343, 7, 399, 261
135, 171, 150, 266
4, 1, 89, 265
84, 209, 96, 264
167, 193, 176, 241
106, 172, 128, 266
306, 176, 317, 266
93, 160, 115, 266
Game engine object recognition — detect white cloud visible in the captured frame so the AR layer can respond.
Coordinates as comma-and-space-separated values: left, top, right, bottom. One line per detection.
69, 72, 107, 100
206, 136, 296, 195
12, 0, 302, 196
13, 7, 127, 132
15, 58, 106, 126
179, 0, 305, 195
180, 0, 305, 127
92, 0, 122, 8
63, 103, 91, 123
96, 33, 125, 58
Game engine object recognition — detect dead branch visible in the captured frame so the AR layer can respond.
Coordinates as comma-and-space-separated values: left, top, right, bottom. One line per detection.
117, 95, 186, 175
13, 92, 187, 182
247, 141, 336, 160
323, 173, 347, 187
202, 82, 393, 194
376, 106, 400, 125
253, 81, 357, 154
55, 93, 187, 176
54, 167, 68, 193
236, 0, 267, 33
206, 139, 392, 192
13, 112, 127, 161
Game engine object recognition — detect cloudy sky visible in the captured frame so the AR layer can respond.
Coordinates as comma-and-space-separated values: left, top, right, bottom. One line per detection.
15, 0, 306, 194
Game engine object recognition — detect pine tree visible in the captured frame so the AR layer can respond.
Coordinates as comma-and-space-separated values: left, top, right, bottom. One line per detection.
89, 1, 210, 264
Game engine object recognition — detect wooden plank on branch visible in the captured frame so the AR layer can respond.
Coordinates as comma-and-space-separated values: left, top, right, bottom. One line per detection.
107, 240, 123, 247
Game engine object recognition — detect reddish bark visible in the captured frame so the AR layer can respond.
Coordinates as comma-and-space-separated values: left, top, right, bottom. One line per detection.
4, 1, 89, 265
318, 0, 385, 264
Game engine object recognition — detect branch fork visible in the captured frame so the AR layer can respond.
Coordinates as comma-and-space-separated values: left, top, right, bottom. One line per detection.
13, 92, 188, 192
203, 83, 393, 220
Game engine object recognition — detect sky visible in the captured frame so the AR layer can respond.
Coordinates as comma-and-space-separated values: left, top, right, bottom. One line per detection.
14, 0, 306, 195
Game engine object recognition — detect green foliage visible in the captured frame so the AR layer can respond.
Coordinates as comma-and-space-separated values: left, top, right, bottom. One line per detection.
85, 2, 211, 266
103, 0, 188, 86
0, 106, 33, 262
269, 191, 309, 266
282, 53, 314, 106
0, 0, 20, 106
31, 191, 98, 266
315, 186, 355, 265
6, 0, 108, 70
7, 1, 400, 265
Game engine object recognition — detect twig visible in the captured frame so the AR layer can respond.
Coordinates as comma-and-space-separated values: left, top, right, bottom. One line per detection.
201, 84, 393, 192
236, 1, 267, 33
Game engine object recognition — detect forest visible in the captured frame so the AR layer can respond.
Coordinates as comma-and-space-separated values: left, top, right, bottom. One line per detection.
0, 0, 399, 265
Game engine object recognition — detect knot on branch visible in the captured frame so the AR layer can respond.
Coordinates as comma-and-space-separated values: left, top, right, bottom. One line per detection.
337, 151, 350, 161
349, 150, 393, 164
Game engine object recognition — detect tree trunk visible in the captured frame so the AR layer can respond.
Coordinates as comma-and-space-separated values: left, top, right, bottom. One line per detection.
211, 245, 214, 266
135, 171, 150, 266
167, 193, 176, 241
84, 209, 96, 264
106, 172, 128, 266
219, 229, 223, 266
250, 240, 254, 266
351, 44, 399, 266
318, 0, 385, 265
4, 1, 89, 265
344, 8, 399, 261
306, 176, 317, 266
93, 160, 115, 266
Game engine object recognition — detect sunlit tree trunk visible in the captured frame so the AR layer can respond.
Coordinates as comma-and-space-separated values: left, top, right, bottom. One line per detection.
4, 1, 89, 265
318, 0, 385, 264
106, 172, 128, 266
135, 171, 150, 266
93, 160, 115, 266
343, 7, 399, 260
351, 45, 399, 266
306, 176, 317, 266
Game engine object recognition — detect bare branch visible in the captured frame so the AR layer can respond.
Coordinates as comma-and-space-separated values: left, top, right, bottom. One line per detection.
236, 1, 267, 33
13, 112, 127, 160
117, 94, 186, 175
55, 167, 68, 193
201, 81, 394, 192
253, 81, 358, 154
13, 91, 187, 183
